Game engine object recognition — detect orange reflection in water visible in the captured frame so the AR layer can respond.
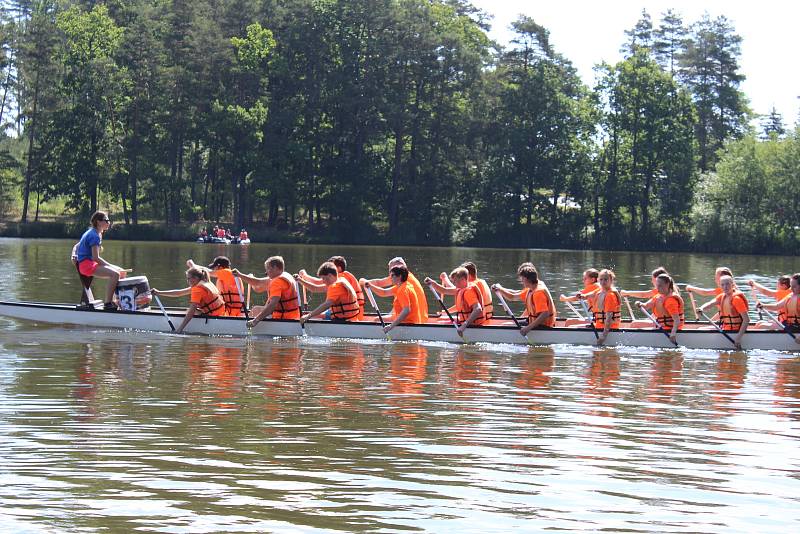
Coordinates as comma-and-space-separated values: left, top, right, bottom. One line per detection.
710, 353, 748, 415
774, 357, 800, 420
451, 351, 492, 398
185, 345, 244, 415
584, 349, 621, 418
318, 345, 366, 410
512, 349, 555, 420
384, 344, 429, 420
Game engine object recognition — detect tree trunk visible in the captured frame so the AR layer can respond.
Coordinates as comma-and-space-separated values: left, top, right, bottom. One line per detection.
20, 69, 41, 223
388, 124, 403, 233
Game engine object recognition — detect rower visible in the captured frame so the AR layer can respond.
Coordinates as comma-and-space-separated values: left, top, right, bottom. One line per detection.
360, 257, 428, 322
298, 262, 360, 324
191, 256, 245, 317
621, 266, 671, 300
492, 263, 556, 335
234, 256, 301, 327
697, 275, 749, 349
560, 268, 601, 326
299, 256, 365, 320
591, 269, 622, 345
365, 265, 422, 334
439, 262, 493, 319
425, 267, 485, 335
152, 267, 226, 333
749, 276, 791, 301
686, 267, 734, 297
239, 228, 249, 241
72, 211, 130, 310
636, 273, 685, 346
756, 273, 800, 342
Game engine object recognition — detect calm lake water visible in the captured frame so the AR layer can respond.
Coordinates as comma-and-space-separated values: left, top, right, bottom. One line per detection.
1, 237, 799, 532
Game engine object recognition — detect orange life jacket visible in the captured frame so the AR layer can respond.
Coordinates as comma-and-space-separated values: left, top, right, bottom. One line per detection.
195, 282, 226, 316
341, 270, 365, 320
273, 272, 301, 319
775, 288, 792, 323
239, 231, 248, 240
523, 286, 556, 328
455, 283, 486, 326
215, 268, 244, 316
330, 280, 360, 321
783, 294, 800, 327
653, 293, 685, 330
592, 289, 622, 329
717, 291, 748, 331
581, 283, 602, 312
475, 278, 494, 319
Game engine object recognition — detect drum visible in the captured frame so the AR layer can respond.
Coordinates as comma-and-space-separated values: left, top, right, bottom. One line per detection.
114, 275, 152, 311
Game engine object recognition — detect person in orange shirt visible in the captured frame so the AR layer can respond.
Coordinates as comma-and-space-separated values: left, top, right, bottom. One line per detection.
298, 255, 365, 320
298, 262, 360, 324
756, 273, 800, 342
186, 256, 245, 317
698, 275, 749, 349
686, 267, 735, 297
438, 261, 494, 319
152, 267, 226, 333
637, 273, 685, 345
748, 275, 791, 328
360, 257, 428, 322
560, 268, 601, 326
365, 265, 422, 334
492, 262, 556, 336
235, 256, 301, 327
425, 267, 485, 334
590, 269, 622, 345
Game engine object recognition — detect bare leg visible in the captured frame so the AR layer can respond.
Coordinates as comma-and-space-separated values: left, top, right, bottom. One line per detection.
92, 265, 121, 304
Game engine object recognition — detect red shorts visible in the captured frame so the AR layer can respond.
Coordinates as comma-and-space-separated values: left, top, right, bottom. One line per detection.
78, 259, 99, 277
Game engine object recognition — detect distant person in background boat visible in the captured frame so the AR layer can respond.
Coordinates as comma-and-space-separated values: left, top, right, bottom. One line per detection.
365, 265, 422, 333
216, 227, 226, 239
71, 211, 129, 310
200, 228, 208, 239
756, 273, 800, 342
589, 269, 622, 345
637, 273, 685, 345
234, 256, 301, 327
152, 267, 227, 333
560, 268, 601, 326
697, 275, 749, 349
426, 267, 485, 334
686, 267, 735, 296
438, 262, 494, 319
492, 263, 556, 335
299, 256, 365, 320
239, 229, 248, 242
360, 257, 428, 322
224, 228, 233, 240
298, 262, 360, 324
185, 256, 245, 317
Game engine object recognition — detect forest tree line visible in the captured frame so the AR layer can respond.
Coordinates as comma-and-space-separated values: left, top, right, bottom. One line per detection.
0, 0, 797, 253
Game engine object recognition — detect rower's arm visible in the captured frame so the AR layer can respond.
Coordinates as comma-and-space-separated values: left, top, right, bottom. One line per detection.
152, 287, 192, 298
686, 285, 717, 297
176, 303, 199, 334
735, 310, 749, 343
298, 270, 322, 284
439, 272, 455, 289
748, 280, 777, 298
492, 285, 523, 302
638, 297, 656, 312
233, 270, 269, 289
460, 303, 483, 329
697, 298, 716, 313
362, 275, 392, 288
303, 299, 333, 320
522, 310, 551, 334
249, 295, 281, 326
620, 289, 653, 298
386, 306, 410, 332
669, 312, 681, 338
366, 283, 393, 298
425, 279, 457, 296
297, 277, 326, 293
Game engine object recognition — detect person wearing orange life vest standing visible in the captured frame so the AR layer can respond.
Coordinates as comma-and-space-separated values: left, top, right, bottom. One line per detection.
492, 263, 556, 336
152, 267, 227, 333
698, 275, 749, 349
425, 267, 485, 335
438, 262, 494, 319
298, 262, 360, 324
186, 256, 244, 317
360, 257, 429, 322
637, 273, 685, 345
365, 265, 422, 334
298, 256, 365, 320
560, 268, 601, 326
234, 256, 301, 327
756, 273, 800, 343
71, 211, 130, 310
589, 269, 622, 345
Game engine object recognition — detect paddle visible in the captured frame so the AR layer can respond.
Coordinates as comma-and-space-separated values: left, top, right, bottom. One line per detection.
758, 305, 797, 341
246, 280, 252, 310
563, 299, 587, 320
687, 290, 700, 321
579, 298, 599, 340
428, 282, 466, 342
624, 296, 637, 321
302, 284, 308, 312
153, 294, 176, 332
494, 289, 531, 344
750, 288, 763, 321
364, 285, 391, 340
699, 310, 738, 348
637, 303, 679, 347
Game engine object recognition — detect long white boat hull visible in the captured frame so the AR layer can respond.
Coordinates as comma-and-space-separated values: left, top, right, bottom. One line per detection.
1, 300, 798, 352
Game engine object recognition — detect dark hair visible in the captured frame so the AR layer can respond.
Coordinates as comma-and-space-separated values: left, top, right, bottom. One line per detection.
328, 256, 347, 272
187, 267, 210, 283
517, 262, 539, 285
792, 273, 800, 285
450, 266, 469, 280
778, 275, 791, 289
584, 268, 599, 281
656, 273, 675, 294
90, 211, 109, 228
390, 266, 409, 282
717, 267, 733, 278
317, 261, 338, 277
651, 266, 669, 278
461, 261, 477, 278
266, 256, 285, 270
208, 256, 231, 269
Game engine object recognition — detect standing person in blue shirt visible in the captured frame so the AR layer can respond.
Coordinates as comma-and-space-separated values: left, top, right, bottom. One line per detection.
71, 211, 129, 310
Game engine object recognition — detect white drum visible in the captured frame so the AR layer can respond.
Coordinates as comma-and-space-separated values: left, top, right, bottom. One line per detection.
114, 275, 152, 311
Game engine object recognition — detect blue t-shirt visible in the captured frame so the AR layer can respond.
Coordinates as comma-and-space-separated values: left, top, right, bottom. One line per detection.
76, 227, 101, 262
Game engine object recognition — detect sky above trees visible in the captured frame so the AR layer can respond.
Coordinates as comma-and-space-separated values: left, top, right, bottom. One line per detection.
472, 0, 799, 123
